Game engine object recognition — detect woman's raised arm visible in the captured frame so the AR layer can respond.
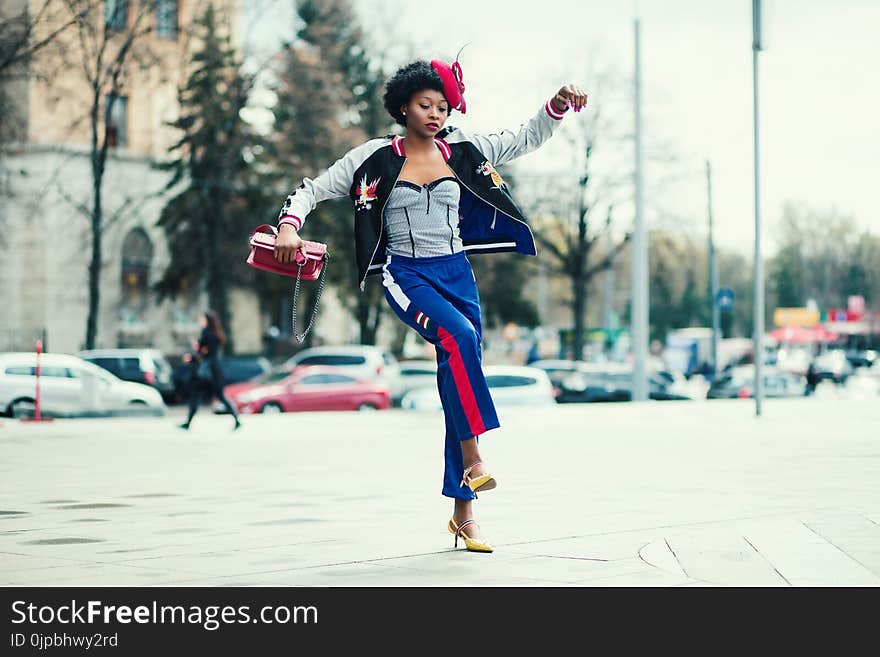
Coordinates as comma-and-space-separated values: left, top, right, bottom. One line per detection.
464, 84, 588, 167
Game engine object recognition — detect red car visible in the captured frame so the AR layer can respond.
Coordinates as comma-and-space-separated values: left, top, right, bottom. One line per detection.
219, 365, 390, 414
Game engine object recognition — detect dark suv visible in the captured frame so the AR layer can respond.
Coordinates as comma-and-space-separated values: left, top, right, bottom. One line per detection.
78, 349, 176, 402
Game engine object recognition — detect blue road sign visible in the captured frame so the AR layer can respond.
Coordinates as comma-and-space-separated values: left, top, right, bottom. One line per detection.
716, 287, 735, 312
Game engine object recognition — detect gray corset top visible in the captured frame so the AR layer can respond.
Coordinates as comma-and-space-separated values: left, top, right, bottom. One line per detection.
383, 177, 463, 258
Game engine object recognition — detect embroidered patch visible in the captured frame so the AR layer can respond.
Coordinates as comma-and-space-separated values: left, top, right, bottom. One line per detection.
415, 311, 431, 330
476, 161, 505, 190
355, 175, 381, 210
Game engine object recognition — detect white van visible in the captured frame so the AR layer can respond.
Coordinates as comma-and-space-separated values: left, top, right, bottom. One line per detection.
0, 353, 165, 418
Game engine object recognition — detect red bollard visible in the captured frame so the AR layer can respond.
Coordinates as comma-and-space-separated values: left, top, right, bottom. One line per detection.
21, 339, 53, 423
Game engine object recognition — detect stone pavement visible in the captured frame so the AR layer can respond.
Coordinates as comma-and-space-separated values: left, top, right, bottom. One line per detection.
1, 398, 879, 586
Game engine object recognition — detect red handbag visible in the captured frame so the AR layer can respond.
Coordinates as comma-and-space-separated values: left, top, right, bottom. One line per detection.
246, 223, 329, 343
246, 223, 328, 280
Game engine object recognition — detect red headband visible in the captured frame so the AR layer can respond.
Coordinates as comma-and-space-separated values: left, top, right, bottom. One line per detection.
430, 59, 467, 114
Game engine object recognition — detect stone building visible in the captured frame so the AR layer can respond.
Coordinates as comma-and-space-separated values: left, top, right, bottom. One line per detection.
0, 0, 276, 356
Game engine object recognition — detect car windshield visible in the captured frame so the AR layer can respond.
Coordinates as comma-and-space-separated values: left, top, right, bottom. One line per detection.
299, 373, 357, 385
485, 375, 536, 388
297, 355, 367, 366
80, 361, 118, 382
400, 368, 434, 376
153, 356, 172, 373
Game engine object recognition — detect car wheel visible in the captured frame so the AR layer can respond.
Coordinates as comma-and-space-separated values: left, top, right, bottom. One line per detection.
261, 402, 283, 414
357, 402, 378, 412
8, 398, 36, 419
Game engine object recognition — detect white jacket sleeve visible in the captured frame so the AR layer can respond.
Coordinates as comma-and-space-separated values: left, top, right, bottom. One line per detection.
463, 98, 569, 167
277, 139, 384, 231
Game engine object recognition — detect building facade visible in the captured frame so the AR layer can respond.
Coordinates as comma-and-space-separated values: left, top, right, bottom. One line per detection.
0, 0, 272, 355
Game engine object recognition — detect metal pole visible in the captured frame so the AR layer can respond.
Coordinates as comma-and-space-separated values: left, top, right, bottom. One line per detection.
631, 18, 648, 401
35, 339, 42, 421
707, 161, 719, 378
603, 234, 616, 358
752, 0, 765, 416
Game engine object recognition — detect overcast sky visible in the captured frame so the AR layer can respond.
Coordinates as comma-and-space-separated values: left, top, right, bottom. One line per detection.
239, 0, 880, 256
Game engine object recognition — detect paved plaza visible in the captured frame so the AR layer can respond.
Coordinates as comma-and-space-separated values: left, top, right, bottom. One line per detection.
1, 398, 879, 586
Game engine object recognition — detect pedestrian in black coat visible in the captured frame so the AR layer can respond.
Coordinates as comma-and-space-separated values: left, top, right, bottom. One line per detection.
179, 310, 241, 431
805, 362, 820, 396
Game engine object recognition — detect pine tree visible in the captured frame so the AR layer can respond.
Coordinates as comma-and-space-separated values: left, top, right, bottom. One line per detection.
270, 0, 389, 345
156, 4, 269, 350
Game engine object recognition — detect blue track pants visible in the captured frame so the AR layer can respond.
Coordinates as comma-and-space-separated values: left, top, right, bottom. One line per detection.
382, 251, 500, 500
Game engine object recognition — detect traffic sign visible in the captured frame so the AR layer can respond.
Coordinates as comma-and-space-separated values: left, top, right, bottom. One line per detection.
716, 287, 735, 312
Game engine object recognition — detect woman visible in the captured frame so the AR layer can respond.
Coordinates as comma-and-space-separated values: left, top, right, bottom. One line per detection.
179, 310, 241, 431
273, 58, 587, 552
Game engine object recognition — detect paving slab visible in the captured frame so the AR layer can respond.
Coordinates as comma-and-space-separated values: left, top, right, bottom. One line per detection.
1, 398, 879, 586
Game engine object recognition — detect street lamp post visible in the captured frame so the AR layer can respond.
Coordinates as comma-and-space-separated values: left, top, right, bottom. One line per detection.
752, 0, 765, 416
706, 161, 719, 378
631, 18, 648, 402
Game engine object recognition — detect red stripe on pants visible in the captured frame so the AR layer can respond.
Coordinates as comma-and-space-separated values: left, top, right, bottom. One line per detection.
437, 326, 486, 437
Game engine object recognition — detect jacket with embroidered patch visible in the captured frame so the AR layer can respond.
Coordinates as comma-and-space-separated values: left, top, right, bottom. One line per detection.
277, 99, 569, 290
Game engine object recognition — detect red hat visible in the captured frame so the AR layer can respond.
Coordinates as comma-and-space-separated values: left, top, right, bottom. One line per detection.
430, 59, 467, 114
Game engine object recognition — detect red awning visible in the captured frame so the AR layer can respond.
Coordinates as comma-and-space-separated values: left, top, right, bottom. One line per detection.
769, 325, 840, 343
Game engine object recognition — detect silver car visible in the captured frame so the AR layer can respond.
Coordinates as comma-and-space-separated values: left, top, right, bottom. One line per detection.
400, 365, 556, 411
391, 359, 438, 406
0, 353, 166, 418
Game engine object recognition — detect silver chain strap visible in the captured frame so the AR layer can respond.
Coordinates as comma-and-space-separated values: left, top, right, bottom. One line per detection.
291, 253, 329, 343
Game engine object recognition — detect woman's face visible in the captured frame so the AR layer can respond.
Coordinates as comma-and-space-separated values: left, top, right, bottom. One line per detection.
402, 89, 449, 137
199, 315, 208, 328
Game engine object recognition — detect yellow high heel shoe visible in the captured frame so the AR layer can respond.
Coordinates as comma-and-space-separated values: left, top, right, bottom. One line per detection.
448, 517, 493, 553
460, 461, 496, 497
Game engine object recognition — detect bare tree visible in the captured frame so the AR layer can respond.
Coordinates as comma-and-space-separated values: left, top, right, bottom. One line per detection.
0, 0, 86, 73
524, 102, 632, 361
53, 0, 156, 349
0, 1, 91, 143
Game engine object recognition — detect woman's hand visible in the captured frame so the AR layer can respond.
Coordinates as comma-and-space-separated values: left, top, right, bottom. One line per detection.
552, 84, 589, 113
274, 224, 307, 264
182, 353, 192, 363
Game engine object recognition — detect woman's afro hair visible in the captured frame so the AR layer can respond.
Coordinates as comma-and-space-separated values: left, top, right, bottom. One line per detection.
383, 60, 449, 127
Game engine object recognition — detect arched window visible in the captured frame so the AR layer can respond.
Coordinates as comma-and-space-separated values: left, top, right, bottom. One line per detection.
120, 228, 152, 322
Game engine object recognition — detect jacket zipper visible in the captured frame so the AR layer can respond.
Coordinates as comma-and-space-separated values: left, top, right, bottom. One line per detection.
447, 206, 454, 253
360, 159, 405, 291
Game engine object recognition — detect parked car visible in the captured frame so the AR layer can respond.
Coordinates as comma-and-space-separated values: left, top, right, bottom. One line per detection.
282, 345, 402, 399
812, 349, 853, 383
171, 355, 272, 404
78, 348, 175, 401
526, 359, 582, 398
707, 365, 806, 399
845, 349, 877, 370
400, 365, 555, 411
556, 363, 692, 403
775, 346, 812, 375
0, 352, 165, 418
216, 365, 390, 414
526, 359, 582, 388
391, 359, 438, 406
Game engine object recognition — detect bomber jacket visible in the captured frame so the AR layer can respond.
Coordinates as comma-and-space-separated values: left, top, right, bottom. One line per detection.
277, 97, 570, 290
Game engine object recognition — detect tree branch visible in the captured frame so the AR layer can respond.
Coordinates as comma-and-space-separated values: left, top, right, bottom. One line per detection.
585, 233, 631, 279
54, 181, 92, 219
